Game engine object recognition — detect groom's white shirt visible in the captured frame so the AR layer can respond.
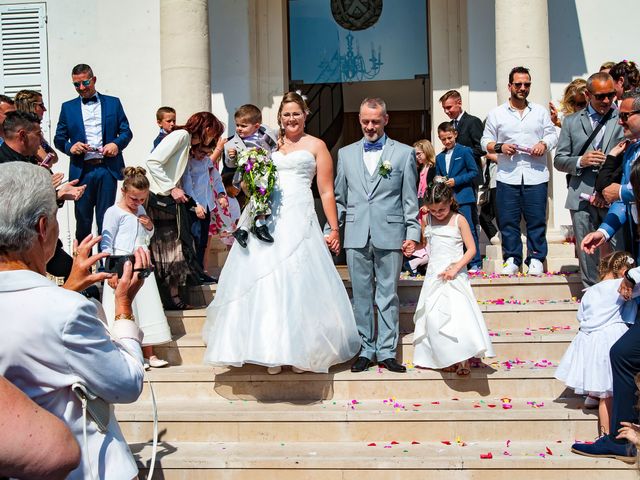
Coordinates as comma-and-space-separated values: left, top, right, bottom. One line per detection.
363, 145, 384, 176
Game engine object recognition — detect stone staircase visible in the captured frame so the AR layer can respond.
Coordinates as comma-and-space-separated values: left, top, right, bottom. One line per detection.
118, 271, 638, 479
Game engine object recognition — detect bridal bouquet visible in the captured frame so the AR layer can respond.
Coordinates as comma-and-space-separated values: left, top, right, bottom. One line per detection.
235, 147, 277, 217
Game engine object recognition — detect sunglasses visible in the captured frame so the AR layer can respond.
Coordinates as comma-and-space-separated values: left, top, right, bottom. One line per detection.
73, 78, 93, 88
573, 101, 588, 109
592, 91, 616, 101
512, 82, 531, 88
619, 110, 640, 122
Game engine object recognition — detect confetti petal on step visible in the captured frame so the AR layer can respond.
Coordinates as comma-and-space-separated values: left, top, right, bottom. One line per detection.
390, 441, 399, 445
480, 452, 493, 459
503, 451, 511, 456
411, 441, 420, 445
441, 441, 451, 445
367, 443, 377, 447
412, 403, 422, 407
431, 401, 440, 405
506, 440, 511, 448
546, 447, 553, 455
488, 404, 496, 408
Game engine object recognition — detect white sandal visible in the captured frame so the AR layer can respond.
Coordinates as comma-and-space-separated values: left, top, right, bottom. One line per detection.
267, 366, 282, 375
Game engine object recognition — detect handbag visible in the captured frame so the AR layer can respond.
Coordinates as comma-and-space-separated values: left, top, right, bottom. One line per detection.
148, 192, 197, 215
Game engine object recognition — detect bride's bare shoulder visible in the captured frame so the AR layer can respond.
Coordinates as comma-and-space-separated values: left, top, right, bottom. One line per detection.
303, 135, 328, 153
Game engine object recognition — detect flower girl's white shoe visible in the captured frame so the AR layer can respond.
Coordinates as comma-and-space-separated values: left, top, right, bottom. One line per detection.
291, 366, 305, 374
267, 366, 282, 375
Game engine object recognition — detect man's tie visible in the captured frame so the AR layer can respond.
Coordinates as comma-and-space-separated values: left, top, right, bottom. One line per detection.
82, 95, 98, 104
453, 119, 459, 130
364, 140, 383, 152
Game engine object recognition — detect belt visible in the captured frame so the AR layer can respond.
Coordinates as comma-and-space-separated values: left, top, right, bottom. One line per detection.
85, 158, 104, 166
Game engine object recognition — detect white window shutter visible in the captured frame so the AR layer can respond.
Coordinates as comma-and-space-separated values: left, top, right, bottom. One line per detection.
0, 3, 50, 138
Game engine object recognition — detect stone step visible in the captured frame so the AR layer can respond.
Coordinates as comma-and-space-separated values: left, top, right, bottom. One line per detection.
138, 363, 570, 402
155, 330, 575, 366
198, 273, 583, 305
130, 441, 634, 479
167, 301, 580, 336
117, 396, 597, 443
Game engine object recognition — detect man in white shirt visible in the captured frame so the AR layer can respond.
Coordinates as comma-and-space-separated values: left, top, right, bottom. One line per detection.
481, 66, 558, 275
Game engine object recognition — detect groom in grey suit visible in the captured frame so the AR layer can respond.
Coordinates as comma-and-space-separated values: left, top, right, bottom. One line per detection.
333, 98, 420, 373
554, 72, 624, 287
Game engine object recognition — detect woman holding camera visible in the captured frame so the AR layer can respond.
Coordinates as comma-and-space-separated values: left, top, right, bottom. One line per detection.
101, 166, 171, 369
0, 161, 149, 479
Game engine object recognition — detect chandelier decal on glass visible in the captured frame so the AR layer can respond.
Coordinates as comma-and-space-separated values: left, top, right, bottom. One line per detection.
317, 32, 383, 83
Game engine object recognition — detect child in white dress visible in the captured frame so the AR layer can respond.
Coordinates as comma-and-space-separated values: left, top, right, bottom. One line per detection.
412, 182, 495, 375
555, 251, 637, 435
101, 167, 172, 369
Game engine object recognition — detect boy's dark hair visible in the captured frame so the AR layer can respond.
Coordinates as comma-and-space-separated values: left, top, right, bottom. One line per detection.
234, 104, 262, 124
610, 61, 640, 93
424, 181, 459, 212
3, 111, 40, 138
0, 94, 14, 105
437, 121, 457, 134
156, 106, 176, 122
509, 66, 531, 84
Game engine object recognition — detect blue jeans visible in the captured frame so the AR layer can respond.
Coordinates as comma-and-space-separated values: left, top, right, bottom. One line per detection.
458, 203, 482, 269
609, 321, 640, 441
496, 181, 548, 266
74, 164, 118, 241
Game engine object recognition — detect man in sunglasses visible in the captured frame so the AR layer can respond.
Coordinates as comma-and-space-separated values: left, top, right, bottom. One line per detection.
54, 63, 133, 241
481, 66, 557, 276
575, 88, 640, 463
554, 72, 624, 288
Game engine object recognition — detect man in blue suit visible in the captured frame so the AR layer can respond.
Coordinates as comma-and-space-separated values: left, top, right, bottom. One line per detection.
435, 122, 481, 270
574, 88, 640, 463
54, 64, 133, 241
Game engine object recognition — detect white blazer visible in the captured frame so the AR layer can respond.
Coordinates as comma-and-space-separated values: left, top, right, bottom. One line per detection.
0, 270, 145, 480
147, 129, 192, 195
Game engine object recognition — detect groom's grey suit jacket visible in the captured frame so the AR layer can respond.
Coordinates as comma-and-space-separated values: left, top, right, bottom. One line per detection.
554, 108, 624, 211
334, 138, 421, 249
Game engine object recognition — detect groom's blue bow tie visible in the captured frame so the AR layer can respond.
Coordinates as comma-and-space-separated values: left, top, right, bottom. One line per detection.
364, 140, 383, 152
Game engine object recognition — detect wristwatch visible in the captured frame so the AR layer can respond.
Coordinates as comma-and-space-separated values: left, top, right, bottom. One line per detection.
624, 269, 636, 286
494, 143, 504, 154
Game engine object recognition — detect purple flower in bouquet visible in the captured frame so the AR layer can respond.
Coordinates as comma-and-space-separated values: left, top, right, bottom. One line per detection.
258, 186, 267, 196
244, 161, 253, 172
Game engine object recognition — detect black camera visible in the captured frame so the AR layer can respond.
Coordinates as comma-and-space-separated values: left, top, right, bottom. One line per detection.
105, 255, 153, 279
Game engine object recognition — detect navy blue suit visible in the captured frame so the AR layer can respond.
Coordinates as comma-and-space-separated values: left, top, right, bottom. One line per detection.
54, 93, 133, 240
435, 144, 481, 268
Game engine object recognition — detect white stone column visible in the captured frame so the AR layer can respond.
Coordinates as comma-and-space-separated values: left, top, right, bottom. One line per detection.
160, 0, 211, 122
495, 0, 550, 106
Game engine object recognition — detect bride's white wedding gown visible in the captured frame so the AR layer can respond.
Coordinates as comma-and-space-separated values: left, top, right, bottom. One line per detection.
202, 149, 360, 372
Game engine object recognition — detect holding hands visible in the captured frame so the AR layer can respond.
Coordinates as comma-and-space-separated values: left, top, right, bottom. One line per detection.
324, 230, 340, 255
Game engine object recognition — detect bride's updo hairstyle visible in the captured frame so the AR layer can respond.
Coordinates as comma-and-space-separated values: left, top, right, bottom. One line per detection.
122, 166, 150, 191
277, 91, 310, 144
424, 182, 459, 212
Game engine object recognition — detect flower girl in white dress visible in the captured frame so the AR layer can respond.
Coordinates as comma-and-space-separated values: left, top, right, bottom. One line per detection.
555, 251, 637, 435
412, 182, 494, 375
101, 167, 172, 369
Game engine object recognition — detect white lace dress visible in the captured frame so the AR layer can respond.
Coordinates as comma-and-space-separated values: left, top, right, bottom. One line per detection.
413, 214, 495, 368
202, 150, 360, 372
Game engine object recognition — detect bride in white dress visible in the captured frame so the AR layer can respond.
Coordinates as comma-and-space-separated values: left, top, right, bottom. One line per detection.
202, 92, 360, 374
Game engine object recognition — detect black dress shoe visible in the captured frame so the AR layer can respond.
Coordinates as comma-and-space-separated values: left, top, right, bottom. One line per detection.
351, 356, 372, 372
378, 358, 406, 373
232, 229, 248, 248
252, 225, 274, 243
199, 273, 217, 285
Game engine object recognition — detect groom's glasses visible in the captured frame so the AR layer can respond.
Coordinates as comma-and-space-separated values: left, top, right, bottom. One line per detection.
73, 78, 93, 88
